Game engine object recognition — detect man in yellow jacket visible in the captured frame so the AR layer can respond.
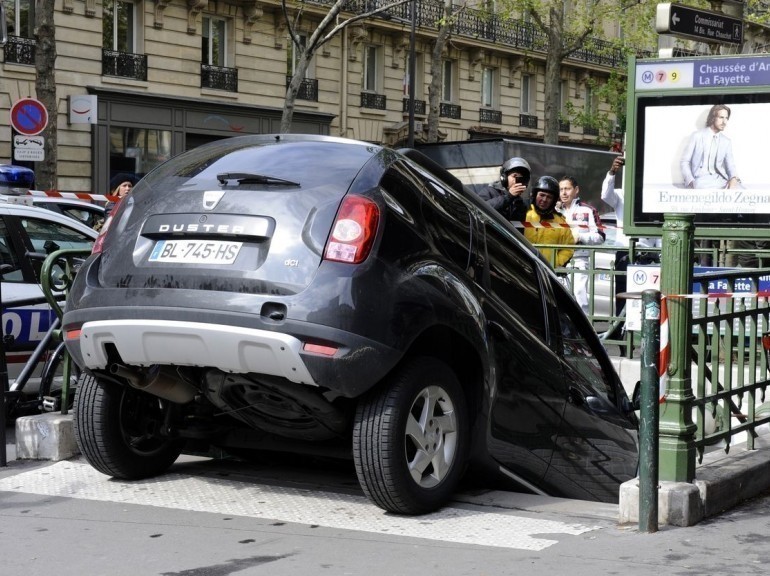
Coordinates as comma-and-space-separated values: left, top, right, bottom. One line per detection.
523, 176, 575, 268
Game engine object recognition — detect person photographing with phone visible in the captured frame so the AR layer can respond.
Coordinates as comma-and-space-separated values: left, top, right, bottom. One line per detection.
477, 156, 531, 221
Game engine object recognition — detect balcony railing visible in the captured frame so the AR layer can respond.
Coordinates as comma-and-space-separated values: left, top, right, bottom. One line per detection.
479, 108, 502, 124
325, 0, 629, 68
583, 126, 600, 136
287, 76, 319, 101
201, 64, 238, 92
559, 120, 570, 132
440, 103, 461, 119
361, 92, 387, 110
3, 36, 36, 65
102, 49, 148, 81
403, 98, 426, 115
519, 114, 538, 129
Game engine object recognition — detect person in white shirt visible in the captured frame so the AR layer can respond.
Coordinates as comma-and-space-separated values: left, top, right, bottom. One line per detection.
558, 175, 605, 314
600, 156, 661, 318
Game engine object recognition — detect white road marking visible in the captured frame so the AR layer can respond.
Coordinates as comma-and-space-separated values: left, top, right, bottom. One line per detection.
0, 460, 600, 550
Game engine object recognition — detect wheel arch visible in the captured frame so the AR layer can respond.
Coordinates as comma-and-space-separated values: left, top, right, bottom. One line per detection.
402, 324, 484, 427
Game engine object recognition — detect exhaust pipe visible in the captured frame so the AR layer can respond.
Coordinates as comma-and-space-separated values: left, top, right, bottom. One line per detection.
109, 364, 197, 404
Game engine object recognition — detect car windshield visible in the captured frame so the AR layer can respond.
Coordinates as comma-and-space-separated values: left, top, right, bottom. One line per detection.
142, 138, 379, 191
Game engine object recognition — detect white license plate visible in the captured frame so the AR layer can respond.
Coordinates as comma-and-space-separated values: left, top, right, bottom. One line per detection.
149, 239, 242, 264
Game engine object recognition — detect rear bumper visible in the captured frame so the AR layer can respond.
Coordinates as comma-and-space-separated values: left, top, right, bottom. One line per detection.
63, 308, 402, 398
74, 319, 317, 385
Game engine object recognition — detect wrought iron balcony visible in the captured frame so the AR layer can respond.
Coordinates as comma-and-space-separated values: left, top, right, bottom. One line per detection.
440, 103, 461, 120
361, 92, 387, 110
316, 0, 629, 69
201, 64, 238, 92
559, 121, 570, 132
402, 98, 426, 115
4, 36, 36, 65
519, 114, 538, 129
102, 49, 148, 81
583, 126, 600, 136
479, 108, 502, 124
287, 76, 319, 101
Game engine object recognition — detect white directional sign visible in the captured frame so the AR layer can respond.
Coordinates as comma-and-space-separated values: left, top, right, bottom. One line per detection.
656, 2, 743, 45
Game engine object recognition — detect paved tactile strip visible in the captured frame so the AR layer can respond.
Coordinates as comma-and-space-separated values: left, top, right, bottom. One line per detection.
0, 461, 599, 550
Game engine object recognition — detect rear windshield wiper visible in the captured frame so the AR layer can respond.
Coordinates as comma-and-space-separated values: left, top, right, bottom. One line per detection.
217, 172, 300, 187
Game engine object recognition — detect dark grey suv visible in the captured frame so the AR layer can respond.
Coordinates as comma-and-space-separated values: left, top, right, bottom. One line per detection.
63, 134, 638, 514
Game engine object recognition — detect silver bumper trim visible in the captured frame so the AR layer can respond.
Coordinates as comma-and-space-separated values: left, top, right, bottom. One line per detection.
78, 319, 316, 385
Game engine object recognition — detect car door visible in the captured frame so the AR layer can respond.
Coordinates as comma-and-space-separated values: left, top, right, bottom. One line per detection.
541, 277, 639, 502
476, 212, 567, 489
0, 207, 95, 381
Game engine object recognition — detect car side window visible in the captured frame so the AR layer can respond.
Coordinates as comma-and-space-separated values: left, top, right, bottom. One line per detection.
557, 304, 614, 403
20, 217, 94, 253
481, 216, 547, 342
0, 217, 23, 282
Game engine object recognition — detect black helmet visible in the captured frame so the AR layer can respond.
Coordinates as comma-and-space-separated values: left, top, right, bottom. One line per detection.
500, 157, 531, 187
532, 175, 559, 197
532, 175, 559, 217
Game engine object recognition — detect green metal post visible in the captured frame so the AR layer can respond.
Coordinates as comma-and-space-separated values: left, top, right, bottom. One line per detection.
659, 214, 697, 482
639, 289, 660, 533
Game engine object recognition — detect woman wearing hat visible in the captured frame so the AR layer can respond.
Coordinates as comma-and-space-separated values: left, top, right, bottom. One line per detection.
105, 173, 137, 217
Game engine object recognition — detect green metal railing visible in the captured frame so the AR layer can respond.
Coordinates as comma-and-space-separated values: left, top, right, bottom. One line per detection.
537, 221, 770, 484
39, 248, 93, 415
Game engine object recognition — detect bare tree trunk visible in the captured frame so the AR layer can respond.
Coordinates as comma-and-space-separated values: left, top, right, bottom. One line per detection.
542, 7, 562, 146
34, 0, 57, 190
427, 9, 451, 143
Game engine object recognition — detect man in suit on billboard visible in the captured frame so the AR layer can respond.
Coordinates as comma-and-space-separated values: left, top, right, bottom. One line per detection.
680, 104, 742, 190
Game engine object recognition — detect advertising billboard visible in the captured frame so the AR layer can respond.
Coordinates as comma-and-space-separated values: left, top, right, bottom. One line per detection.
626, 54, 770, 237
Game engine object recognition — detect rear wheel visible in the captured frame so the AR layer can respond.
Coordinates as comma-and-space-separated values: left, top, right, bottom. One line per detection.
353, 357, 469, 515
74, 373, 184, 479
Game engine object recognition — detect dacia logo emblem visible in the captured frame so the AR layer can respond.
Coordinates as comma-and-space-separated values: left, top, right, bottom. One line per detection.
203, 190, 225, 211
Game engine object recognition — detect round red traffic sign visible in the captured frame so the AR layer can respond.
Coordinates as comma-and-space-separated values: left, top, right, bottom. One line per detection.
10, 98, 49, 136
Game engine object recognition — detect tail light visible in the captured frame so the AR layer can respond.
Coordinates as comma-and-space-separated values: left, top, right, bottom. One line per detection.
92, 198, 124, 255
323, 195, 379, 264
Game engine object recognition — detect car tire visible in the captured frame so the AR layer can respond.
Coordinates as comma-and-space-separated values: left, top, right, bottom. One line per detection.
353, 357, 469, 515
74, 373, 184, 479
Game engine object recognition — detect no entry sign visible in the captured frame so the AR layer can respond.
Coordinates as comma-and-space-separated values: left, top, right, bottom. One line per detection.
10, 98, 49, 136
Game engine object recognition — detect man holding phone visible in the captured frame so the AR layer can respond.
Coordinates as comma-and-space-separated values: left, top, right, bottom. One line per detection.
477, 156, 531, 221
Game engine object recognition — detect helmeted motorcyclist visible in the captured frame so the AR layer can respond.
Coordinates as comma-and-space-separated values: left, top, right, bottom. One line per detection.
476, 156, 530, 221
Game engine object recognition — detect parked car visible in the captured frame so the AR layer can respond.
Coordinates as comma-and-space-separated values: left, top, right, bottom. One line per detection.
63, 134, 639, 514
0, 199, 97, 410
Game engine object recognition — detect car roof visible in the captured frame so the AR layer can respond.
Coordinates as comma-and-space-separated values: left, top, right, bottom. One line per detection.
0, 202, 99, 239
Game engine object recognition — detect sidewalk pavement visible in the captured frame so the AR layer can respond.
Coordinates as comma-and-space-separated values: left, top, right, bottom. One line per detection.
5, 367, 770, 529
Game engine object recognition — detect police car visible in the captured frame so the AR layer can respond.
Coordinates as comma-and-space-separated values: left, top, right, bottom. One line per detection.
0, 166, 97, 397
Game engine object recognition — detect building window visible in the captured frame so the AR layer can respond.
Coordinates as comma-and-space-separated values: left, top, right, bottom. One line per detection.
102, 0, 146, 79
363, 45, 382, 93
6, 0, 35, 38
103, 0, 136, 53
521, 74, 534, 114
287, 33, 314, 79
109, 127, 172, 180
481, 67, 496, 108
202, 16, 226, 67
442, 59, 456, 103
3, 0, 36, 65
559, 79, 570, 132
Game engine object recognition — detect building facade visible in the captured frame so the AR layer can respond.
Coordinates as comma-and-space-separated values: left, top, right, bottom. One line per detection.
1, 0, 629, 194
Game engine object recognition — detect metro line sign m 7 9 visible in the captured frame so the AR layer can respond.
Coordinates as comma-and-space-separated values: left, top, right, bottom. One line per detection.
656, 2, 743, 45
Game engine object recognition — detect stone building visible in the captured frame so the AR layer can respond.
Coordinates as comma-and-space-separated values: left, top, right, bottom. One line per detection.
1, 0, 631, 194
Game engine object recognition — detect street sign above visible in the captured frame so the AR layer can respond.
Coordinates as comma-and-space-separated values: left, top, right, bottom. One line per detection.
656, 2, 743, 45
